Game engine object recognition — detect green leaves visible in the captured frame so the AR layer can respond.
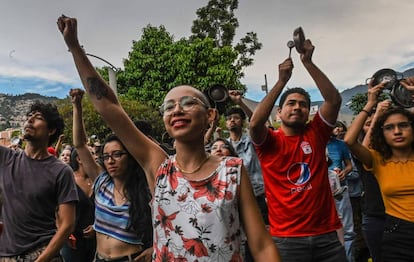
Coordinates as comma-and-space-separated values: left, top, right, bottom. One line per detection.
191, 0, 262, 70
77, 0, 260, 143
57, 94, 164, 144
116, 25, 245, 108
348, 92, 388, 115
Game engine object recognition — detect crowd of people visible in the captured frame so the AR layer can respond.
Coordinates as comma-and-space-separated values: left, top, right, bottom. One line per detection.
0, 14, 413, 262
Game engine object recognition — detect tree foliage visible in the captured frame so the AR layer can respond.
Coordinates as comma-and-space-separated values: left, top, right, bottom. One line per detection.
110, 0, 260, 107
56, 94, 164, 146
348, 92, 388, 115
116, 25, 244, 107
81, 0, 262, 147
191, 0, 239, 47
191, 0, 262, 73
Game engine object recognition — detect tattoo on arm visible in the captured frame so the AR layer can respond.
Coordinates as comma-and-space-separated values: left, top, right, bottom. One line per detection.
86, 77, 108, 100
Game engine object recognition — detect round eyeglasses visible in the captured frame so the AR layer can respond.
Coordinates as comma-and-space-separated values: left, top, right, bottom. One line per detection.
160, 96, 208, 116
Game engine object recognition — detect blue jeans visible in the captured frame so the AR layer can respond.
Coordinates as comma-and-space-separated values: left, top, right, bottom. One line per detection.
335, 190, 356, 262
361, 214, 384, 262
273, 231, 346, 262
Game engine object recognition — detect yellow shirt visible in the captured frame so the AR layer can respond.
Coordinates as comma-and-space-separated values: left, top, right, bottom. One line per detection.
368, 150, 414, 222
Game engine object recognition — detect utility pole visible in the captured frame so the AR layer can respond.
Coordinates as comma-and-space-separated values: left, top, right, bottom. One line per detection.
261, 74, 268, 94
261, 74, 273, 124
85, 53, 118, 95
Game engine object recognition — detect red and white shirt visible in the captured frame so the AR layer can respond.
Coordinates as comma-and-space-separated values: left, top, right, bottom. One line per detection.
255, 112, 342, 237
152, 156, 244, 262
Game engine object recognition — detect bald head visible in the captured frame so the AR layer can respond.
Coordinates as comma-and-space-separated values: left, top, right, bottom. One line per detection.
165, 85, 211, 108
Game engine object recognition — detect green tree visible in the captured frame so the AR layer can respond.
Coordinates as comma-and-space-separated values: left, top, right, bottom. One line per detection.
348, 92, 388, 115
116, 25, 244, 107
56, 95, 164, 146
191, 0, 239, 47
117, 25, 180, 106
88, 0, 262, 143
191, 0, 262, 73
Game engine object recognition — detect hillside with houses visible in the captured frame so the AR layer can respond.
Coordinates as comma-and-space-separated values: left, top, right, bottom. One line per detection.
0, 93, 58, 130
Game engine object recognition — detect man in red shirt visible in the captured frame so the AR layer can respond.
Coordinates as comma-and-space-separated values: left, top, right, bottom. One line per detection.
249, 37, 346, 262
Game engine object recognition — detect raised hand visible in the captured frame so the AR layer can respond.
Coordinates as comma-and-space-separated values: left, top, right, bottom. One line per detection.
374, 100, 392, 117
70, 88, 84, 105
300, 39, 315, 64
401, 76, 414, 90
228, 90, 243, 104
57, 15, 81, 50
366, 79, 386, 107
278, 58, 293, 84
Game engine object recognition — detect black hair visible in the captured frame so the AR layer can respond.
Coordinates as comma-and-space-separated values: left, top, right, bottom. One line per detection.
27, 102, 64, 146
210, 137, 238, 157
225, 107, 246, 120
278, 87, 311, 110
70, 148, 79, 171
134, 120, 153, 137
101, 134, 153, 247
371, 107, 414, 160
335, 121, 347, 132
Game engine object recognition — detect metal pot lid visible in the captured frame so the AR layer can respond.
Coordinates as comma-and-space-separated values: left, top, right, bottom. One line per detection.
390, 84, 414, 108
293, 27, 305, 54
371, 68, 397, 86
208, 84, 228, 103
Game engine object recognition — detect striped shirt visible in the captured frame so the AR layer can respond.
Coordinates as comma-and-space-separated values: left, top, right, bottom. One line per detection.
93, 172, 143, 245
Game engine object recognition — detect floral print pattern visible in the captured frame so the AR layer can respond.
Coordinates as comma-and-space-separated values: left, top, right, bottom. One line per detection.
152, 156, 243, 262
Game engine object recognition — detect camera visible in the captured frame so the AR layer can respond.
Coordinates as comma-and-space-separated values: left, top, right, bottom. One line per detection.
370, 68, 414, 108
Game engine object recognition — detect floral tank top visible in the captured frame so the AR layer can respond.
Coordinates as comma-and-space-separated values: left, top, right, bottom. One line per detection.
152, 155, 243, 262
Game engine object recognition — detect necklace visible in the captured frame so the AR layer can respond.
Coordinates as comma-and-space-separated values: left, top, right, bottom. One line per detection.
114, 186, 126, 201
74, 172, 92, 187
85, 176, 92, 187
176, 153, 210, 174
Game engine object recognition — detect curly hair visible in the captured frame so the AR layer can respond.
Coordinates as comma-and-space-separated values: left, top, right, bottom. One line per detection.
27, 102, 64, 146
370, 107, 414, 160
101, 134, 153, 247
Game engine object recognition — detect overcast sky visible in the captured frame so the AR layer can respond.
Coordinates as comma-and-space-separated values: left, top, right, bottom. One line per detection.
0, 0, 413, 102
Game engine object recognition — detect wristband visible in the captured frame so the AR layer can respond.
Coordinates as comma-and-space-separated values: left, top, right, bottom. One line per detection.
361, 109, 370, 115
